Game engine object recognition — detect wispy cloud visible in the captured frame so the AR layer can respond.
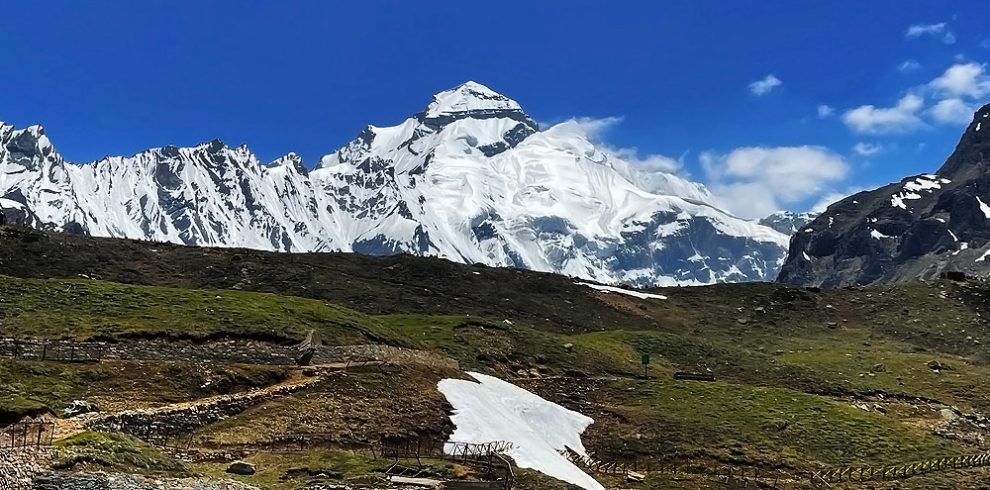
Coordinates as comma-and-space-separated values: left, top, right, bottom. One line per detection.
546, 116, 714, 203
852, 142, 882, 156
905, 22, 955, 44
897, 60, 921, 72
749, 74, 782, 96
817, 105, 834, 118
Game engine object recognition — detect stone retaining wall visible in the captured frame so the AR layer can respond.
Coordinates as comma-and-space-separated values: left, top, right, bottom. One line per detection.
1, 337, 457, 370
0, 448, 54, 490
31, 472, 261, 490
82, 377, 323, 443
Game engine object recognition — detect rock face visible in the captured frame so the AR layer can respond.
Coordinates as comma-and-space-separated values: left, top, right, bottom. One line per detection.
1, 81, 791, 286
778, 102, 990, 287
759, 211, 818, 235
0, 190, 41, 228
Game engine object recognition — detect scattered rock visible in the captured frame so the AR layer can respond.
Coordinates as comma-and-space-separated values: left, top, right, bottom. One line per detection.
928, 360, 952, 371
626, 470, 646, 482
63, 400, 98, 417
737, 318, 749, 325
871, 363, 886, 373
227, 461, 256, 476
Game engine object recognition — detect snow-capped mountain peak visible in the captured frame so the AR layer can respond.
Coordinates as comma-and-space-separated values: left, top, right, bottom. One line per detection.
422, 80, 524, 118
0, 82, 793, 286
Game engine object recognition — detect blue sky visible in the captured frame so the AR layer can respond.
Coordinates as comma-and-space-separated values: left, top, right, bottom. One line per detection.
1, 1, 989, 218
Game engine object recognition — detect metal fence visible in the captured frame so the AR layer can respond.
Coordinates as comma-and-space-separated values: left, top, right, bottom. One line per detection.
0, 338, 104, 362
0, 422, 55, 450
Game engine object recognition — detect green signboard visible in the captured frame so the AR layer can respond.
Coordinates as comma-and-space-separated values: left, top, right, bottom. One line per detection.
641, 353, 650, 365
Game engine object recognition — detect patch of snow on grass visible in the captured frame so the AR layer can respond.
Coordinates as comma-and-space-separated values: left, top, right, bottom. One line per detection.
577, 282, 667, 300
977, 248, 990, 262
437, 372, 605, 490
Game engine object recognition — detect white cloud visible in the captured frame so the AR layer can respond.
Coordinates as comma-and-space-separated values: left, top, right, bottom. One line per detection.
817, 105, 834, 118
749, 74, 782, 96
553, 116, 624, 140
982, 39, 990, 50
842, 94, 925, 134
897, 60, 921, 72
929, 98, 975, 124
605, 146, 682, 173
841, 62, 989, 135
852, 142, 883, 156
811, 192, 848, 214
547, 116, 716, 202
811, 187, 866, 214
701, 146, 849, 219
905, 22, 946, 38
905, 22, 955, 44
928, 62, 990, 98
550, 116, 681, 172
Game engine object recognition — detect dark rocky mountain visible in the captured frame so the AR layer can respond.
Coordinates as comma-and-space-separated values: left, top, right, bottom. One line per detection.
777, 102, 990, 287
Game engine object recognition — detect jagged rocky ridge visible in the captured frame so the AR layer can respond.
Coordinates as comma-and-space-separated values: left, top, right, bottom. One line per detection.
778, 102, 990, 287
1, 81, 791, 286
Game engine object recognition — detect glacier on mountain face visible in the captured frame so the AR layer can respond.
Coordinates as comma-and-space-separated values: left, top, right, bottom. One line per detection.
0, 81, 791, 286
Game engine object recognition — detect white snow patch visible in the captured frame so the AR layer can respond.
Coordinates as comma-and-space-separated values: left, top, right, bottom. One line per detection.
437, 372, 604, 490
977, 196, 990, 219
977, 248, 990, 262
0, 198, 24, 209
949, 229, 960, 242
891, 191, 921, 209
954, 242, 969, 256
577, 282, 667, 300
903, 177, 942, 193
870, 229, 892, 240
802, 251, 812, 261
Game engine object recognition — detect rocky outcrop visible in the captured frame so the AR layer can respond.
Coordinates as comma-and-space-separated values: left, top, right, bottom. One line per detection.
0, 191, 41, 228
778, 102, 990, 287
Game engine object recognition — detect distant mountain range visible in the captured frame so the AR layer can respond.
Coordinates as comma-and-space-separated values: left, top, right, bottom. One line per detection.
778, 102, 990, 287
1, 81, 803, 286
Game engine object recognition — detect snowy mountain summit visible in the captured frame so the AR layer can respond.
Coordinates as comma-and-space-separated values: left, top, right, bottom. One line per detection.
0, 81, 791, 286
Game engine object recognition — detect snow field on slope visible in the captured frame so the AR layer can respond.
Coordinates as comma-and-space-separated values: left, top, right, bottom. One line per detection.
437, 372, 605, 490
